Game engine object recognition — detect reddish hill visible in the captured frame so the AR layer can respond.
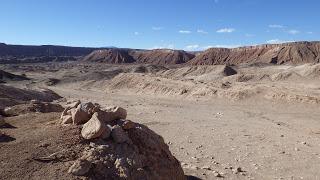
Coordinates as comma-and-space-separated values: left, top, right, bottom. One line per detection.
82, 49, 136, 63
189, 41, 320, 65
131, 49, 195, 65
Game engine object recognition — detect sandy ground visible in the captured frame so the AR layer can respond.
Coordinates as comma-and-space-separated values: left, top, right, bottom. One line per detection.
49, 86, 320, 180
2, 63, 320, 179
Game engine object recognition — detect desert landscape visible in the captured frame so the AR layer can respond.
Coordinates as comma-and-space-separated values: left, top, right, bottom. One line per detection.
1, 41, 320, 179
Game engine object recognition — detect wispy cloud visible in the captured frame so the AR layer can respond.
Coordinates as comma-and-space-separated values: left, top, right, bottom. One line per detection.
307, 31, 313, 34
269, 24, 285, 28
287, 29, 300, 35
266, 39, 291, 44
152, 27, 164, 31
197, 29, 208, 34
216, 28, 235, 33
179, 30, 192, 34
213, 0, 219, 3
134, 32, 140, 35
185, 44, 200, 50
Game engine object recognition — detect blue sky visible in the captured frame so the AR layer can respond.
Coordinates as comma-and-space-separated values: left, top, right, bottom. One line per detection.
0, 0, 318, 50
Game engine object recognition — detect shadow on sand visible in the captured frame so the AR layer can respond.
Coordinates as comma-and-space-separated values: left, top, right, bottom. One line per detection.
0, 134, 16, 143
186, 175, 202, 180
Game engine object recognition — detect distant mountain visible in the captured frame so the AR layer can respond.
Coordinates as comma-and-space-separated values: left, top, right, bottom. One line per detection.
188, 41, 320, 65
131, 49, 195, 65
1, 41, 320, 65
83, 49, 195, 65
0, 43, 100, 57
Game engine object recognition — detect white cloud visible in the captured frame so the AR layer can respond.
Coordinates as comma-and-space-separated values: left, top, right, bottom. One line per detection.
197, 29, 208, 34
216, 28, 235, 33
307, 31, 313, 34
179, 30, 192, 34
287, 29, 300, 35
214, 0, 219, 3
134, 32, 139, 35
152, 27, 164, 31
185, 44, 200, 50
266, 39, 291, 44
212, 44, 241, 48
151, 44, 175, 49
269, 24, 285, 28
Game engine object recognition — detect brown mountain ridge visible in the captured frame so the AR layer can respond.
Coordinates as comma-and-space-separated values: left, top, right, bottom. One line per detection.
1, 41, 320, 65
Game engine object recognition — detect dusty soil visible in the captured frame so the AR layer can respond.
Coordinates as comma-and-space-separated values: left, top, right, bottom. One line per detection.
1, 62, 320, 179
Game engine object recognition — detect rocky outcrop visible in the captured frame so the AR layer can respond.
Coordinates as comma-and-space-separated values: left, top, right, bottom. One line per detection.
0, 85, 62, 109
83, 49, 136, 63
3, 100, 64, 116
61, 100, 186, 180
0, 70, 30, 82
132, 49, 195, 65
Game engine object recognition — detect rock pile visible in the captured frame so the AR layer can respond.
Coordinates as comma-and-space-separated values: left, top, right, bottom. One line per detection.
61, 100, 186, 180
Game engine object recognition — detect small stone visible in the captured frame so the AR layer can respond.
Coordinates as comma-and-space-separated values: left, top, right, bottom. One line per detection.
295, 147, 300, 151
213, 171, 223, 177
201, 166, 211, 170
122, 120, 135, 130
301, 142, 307, 145
233, 167, 243, 174
61, 115, 73, 124
68, 159, 92, 176
66, 100, 81, 109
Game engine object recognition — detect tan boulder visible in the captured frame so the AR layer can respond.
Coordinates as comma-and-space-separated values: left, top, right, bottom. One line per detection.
71, 106, 91, 125
98, 106, 127, 122
81, 113, 107, 139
